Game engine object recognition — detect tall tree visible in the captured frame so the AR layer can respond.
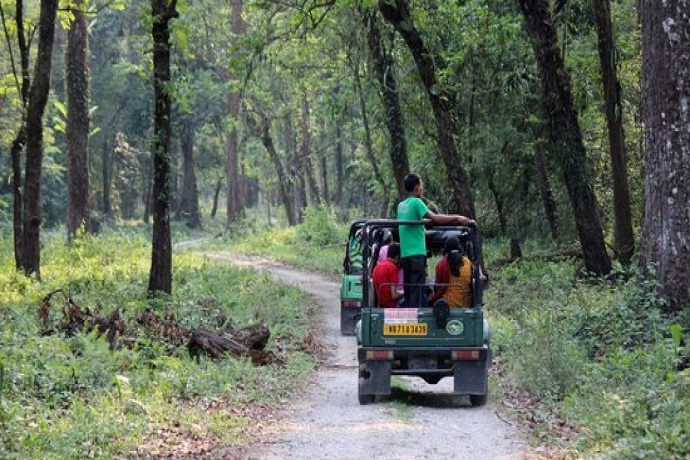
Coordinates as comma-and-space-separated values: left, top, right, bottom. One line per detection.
148, 0, 178, 295
225, 0, 245, 227
22, 0, 59, 277
245, 104, 297, 226
352, 55, 390, 214
519, 0, 611, 276
640, 0, 690, 310
3, 0, 31, 270
66, 0, 91, 241
300, 92, 321, 204
176, 115, 201, 228
363, 7, 408, 199
592, 0, 634, 264
378, 0, 476, 218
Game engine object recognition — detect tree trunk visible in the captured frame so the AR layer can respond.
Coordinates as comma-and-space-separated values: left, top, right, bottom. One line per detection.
364, 8, 409, 200
22, 0, 59, 278
247, 108, 297, 226
640, 0, 690, 310
519, 0, 611, 276
148, 0, 178, 295
101, 136, 113, 221
66, 0, 91, 242
531, 124, 559, 240
592, 0, 634, 264
353, 59, 390, 215
334, 119, 344, 206
10, 0, 31, 271
300, 93, 321, 205
378, 0, 476, 218
11, 129, 25, 270
225, 0, 246, 227
176, 116, 202, 228
286, 115, 307, 221
211, 176, 222, 220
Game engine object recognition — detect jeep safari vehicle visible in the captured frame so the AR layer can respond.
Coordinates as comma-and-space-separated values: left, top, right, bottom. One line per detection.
357, 219, 491, 406
340, 219, 366, 335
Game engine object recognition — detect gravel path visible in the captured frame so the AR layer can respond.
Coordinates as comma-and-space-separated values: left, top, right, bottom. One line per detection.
218, 258, 531, 460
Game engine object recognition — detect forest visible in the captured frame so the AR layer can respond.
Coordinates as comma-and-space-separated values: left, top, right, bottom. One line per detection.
1, 0, 689, 458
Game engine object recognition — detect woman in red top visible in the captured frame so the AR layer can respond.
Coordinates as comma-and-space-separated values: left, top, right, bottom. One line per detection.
428, 237, 474, 308
372, 243, 404, 307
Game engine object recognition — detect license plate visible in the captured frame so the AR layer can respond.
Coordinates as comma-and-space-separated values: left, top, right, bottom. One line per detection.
383, 323, 428, 336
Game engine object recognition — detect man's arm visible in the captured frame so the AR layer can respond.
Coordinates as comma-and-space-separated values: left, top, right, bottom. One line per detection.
425, 210, 475, 226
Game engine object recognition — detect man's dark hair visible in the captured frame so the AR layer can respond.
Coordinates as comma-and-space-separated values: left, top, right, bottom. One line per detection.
403, 173, 421, 193
387, 243, 401, 259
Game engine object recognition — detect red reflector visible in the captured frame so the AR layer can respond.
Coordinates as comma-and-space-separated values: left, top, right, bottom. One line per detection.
452, 350, 479, 360
343, 300, 361, 308
366, 350, 393, 360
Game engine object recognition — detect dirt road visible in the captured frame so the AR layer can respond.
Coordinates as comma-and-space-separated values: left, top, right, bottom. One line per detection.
227, 259, 529, 460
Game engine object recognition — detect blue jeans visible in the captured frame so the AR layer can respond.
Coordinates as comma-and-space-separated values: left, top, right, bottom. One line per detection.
401, 255, 427, 307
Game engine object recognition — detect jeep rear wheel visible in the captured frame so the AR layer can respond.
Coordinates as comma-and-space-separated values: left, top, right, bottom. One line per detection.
358, 378, 375, 405
469, 393, 487, 407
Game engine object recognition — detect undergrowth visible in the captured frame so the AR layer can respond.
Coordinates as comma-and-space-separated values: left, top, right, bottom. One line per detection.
486, 250, 689, 459
4, 211, 686, 459
0, 226, 316, 459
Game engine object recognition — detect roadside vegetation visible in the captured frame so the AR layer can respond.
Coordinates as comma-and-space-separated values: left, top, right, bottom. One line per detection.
1, 205, 689, 459
222, 207, 690, 459
0, 223, 318, 459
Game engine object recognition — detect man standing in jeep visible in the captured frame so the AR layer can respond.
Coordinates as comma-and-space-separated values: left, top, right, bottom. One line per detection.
397, 173, 475, 307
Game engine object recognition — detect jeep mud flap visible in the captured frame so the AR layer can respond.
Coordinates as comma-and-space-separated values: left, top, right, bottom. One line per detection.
359, 361, 391, 395
453, 355, 490, 395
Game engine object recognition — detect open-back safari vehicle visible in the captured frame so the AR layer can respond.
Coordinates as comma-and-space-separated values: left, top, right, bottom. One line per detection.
355, 219, 491, 406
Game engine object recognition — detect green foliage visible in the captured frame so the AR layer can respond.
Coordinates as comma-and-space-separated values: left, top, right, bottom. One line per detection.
0, 228, 316, 458
487, 249, 689, 458
296, 204, 345, 247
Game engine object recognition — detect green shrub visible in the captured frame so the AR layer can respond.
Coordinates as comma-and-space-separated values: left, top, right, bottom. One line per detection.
296, 204, 346, 247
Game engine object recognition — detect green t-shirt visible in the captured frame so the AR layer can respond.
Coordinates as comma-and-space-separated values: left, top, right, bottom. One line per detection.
397, 196, 429, 258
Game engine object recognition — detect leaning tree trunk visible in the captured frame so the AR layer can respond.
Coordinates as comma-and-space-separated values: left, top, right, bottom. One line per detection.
378, 0, 476, 218
22, 0, 59, 278
353, 58, 390, 215
148, 0, 178, 295
66, 0, 91, 242
519, 0, 611, 276
639, 0, 690, 311
247, 108, 297, 226
364, 8, 409, 200
592, 0, 634, 264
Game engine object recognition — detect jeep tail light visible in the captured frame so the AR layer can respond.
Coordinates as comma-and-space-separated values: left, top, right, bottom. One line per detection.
366, 350, 394, 360
452, 350, 480, 360
342, 300, 361, 308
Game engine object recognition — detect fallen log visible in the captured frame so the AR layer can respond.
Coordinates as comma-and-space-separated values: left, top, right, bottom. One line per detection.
38, 289, 125, 349
188, 327, 276, 365
140, 310, 275, 365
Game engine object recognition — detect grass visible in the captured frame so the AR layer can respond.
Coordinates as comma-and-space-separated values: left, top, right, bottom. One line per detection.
0, 225, 317, 459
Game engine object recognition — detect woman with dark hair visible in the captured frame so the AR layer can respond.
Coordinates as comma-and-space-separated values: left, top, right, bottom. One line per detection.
428, 236, 474, 308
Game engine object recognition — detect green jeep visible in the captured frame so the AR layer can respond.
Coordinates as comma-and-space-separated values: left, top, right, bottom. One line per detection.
357, 219, 491, 406
340, 220, 365, 335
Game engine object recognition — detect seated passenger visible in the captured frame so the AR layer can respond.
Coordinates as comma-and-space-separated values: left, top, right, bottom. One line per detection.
345, 231, 363, 274
372, 243, 404, 308
428, 236, 473, 308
